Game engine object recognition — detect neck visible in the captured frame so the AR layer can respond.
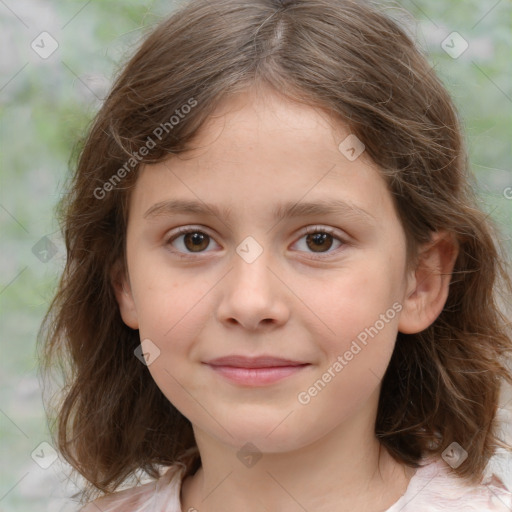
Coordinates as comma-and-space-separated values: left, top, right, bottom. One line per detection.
180, 391, 416, 512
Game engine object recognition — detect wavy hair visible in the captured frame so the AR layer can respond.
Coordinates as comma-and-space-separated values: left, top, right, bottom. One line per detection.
37, 0, 512, 503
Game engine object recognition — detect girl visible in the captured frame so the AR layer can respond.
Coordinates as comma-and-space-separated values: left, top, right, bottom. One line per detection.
38, 0, 512, 510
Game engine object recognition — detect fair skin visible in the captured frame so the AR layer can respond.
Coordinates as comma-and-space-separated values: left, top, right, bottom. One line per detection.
113, 85, 458, 512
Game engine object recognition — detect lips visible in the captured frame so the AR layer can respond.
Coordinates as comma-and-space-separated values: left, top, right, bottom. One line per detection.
203, 355, 311, 386
205, 355, 309, 369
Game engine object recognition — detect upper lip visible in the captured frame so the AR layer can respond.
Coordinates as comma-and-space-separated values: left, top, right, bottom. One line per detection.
204, 355, 310, 368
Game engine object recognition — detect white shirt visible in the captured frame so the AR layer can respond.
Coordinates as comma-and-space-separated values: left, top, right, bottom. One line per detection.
81, 455, 512, 511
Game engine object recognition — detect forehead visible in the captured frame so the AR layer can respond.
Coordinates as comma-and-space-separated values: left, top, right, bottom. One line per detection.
128, 86, 397, 229
182, 86, 359, 163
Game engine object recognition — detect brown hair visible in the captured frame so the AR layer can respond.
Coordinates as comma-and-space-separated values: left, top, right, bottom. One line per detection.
37, 0, 512, 503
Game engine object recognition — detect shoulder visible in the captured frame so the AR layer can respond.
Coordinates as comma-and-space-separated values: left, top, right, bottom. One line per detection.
79, 464, 185, 512
387, 456, 512, 512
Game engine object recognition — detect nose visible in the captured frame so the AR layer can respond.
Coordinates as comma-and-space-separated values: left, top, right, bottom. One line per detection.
216, 245, 290, 331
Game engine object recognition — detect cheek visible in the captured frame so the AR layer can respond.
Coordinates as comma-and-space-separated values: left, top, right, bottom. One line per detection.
136, 277, 213, 417
301, 258, 404, 353
132, 265, 212, 347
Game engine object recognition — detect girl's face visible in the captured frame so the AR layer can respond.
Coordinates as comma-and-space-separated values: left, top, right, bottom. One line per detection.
116, 87, 417, 454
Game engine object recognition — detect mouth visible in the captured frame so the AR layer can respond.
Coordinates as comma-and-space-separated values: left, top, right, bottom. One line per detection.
203, 355, 311, 386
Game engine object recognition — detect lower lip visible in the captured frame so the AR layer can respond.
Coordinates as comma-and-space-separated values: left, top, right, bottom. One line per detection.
205, 364, 310, 386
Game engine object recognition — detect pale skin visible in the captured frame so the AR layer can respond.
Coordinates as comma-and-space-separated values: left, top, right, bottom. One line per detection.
112, 84, 459, 512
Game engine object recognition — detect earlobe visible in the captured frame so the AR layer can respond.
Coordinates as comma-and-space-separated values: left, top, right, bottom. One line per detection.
398, 231, 459, 335
110, 261, 139, 330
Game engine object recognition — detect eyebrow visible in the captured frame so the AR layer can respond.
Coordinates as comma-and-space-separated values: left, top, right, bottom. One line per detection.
143, 198, 376, 225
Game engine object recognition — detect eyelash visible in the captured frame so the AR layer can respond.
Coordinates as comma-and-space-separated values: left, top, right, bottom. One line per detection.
165, 225, 348, 260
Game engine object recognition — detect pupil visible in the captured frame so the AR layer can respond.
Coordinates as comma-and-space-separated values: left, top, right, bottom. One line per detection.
185, 232, 208, 251
307, 233, 332, 253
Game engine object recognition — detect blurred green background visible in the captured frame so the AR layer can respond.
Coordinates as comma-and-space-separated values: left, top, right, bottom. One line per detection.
0, 0, 511, 510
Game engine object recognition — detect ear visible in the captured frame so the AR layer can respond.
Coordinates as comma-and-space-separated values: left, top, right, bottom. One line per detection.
111, 260, 139, 330
398, 231, 459, 334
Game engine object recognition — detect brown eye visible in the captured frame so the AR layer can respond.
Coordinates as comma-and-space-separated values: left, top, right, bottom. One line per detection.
167, 228, 218, 257
305, 232, 334, 253
182, 232, 210, 252
293, 226, 345, 258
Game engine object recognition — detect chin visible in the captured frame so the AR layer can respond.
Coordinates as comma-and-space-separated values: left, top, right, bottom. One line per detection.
205, 418, 308, 454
